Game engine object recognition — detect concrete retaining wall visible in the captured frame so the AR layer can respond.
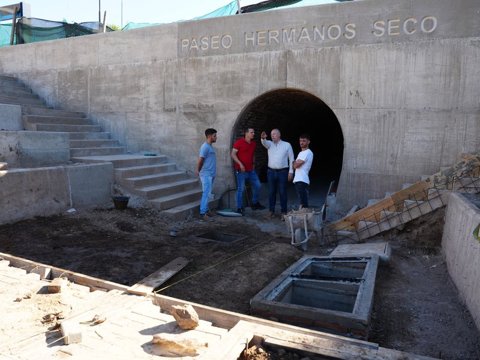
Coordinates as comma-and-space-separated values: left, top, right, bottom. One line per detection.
0, 163, 113, 224
442, 193, 480, 331
0, 104, 22, 130
0, 131, 69, 168
0, 0, 479, 209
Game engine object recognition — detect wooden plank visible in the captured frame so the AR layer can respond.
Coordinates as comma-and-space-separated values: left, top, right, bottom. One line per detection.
128, 257, 189, 296
331, 181, 431, 231
0, 252, 130, 292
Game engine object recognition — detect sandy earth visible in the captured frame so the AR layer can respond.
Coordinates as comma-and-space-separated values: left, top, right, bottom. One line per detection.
0, 206, 479, 359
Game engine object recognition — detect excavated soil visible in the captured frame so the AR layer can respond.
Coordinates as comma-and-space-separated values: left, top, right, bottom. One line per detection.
0, 206, 479, 359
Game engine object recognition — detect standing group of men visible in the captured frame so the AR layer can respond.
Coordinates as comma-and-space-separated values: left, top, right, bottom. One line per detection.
195, 127, 313, 220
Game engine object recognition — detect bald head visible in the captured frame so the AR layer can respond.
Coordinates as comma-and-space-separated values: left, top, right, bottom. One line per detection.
271, 129, 281, 143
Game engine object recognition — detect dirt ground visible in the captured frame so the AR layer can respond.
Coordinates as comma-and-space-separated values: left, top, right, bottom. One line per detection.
0, 206, 479, 359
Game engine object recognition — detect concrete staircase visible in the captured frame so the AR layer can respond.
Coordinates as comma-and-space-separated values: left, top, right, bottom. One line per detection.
327, 153, 480, 242
0, 74, 211, 219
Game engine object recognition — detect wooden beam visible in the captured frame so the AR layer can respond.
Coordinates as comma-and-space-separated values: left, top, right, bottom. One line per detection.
128, 257, 189, 296
0, 252, 129, 292
10, 6, 17, 45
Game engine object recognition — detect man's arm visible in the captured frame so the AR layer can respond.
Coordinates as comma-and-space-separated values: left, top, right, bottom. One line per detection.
231, 148, 245, 172
260, 131, 271, 149
195, 157, 205, 176
293, 159, 305, 169
287, 144, 295, 181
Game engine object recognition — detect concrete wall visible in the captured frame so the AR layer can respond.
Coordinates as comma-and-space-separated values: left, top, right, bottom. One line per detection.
0, 104, 22, 130
442, 193, 480, 331
0, 0, 479, 209
0, 163, 113, 224
0, 131, 69, 167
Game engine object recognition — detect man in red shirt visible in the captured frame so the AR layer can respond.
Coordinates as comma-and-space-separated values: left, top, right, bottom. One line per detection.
231, 128, 265, 215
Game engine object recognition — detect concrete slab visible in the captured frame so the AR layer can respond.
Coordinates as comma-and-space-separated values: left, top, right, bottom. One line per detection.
0, 103, 22, 130
0, 131, 70, 168
330, 242, 392, 263
250, 255, 380, 339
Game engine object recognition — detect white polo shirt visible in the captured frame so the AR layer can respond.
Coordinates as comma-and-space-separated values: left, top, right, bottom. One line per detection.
261, 139, 294, 173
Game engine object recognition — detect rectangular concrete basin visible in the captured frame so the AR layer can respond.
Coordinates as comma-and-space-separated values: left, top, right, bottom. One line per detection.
250, 255, 379, 339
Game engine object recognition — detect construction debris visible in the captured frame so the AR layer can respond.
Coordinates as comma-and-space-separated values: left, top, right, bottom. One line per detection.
80, 314, 106, 326
47, 277, 68, 293
330, 242, 392, 263
60, 320, 82, 345
170, 304, 199, 330
151, 332, 208, 357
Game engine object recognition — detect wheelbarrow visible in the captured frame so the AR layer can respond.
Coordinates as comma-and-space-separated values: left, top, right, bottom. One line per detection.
285, 208, 322, 251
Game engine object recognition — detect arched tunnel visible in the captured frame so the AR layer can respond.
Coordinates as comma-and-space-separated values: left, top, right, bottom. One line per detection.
232, 89, 344, 207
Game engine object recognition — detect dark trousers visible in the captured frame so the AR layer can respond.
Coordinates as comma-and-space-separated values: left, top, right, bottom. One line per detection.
267, 168, 288, 213
294, 181, 309, 208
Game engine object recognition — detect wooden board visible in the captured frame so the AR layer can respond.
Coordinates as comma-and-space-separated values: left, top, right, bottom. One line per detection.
0, 252, 129, 292
128, 257, 189, 296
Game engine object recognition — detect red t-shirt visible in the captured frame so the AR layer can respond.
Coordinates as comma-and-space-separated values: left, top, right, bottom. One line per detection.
233, 138, 256, 171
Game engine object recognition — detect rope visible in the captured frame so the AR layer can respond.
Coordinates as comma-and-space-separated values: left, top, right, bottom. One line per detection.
154, 238, 269, 294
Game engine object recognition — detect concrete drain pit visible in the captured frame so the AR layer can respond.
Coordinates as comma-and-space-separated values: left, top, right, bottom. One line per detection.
195, 231, 246, 243
250, 255, 379, 339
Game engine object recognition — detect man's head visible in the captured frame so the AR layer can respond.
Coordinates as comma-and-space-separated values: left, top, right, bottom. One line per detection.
205, 128, 217, 143
271, 129, 281, 143
299, 133, 310, 150
244, 127, 255, 141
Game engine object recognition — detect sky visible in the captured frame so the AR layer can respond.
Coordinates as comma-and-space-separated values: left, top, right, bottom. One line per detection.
0, 0, 260, 27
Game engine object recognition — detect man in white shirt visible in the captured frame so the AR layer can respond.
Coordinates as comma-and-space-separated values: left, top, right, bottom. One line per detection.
293, 134, 314, 209
260, 129, 294, 217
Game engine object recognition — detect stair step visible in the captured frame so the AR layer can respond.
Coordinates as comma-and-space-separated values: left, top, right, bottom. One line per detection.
115, 162, 176, 178
70, 139, 120, 148
24, 114, 91, 126
36, 124, 103, 132
69, 132, 111, 140
72, 154, 169, 168
0, 87, 32, 97
366, 199, 381, 207
0, 94, 44, 106
122, 171, 188, 188
357, 220, 378, 232
335, 230, 360, 242
161, 197, 219, 220
150, 188, 203, 211
0, 78, 26, 88
136, 178, 199, 199
404, 199, 425, 209
454, 176, 480, 193
22, 105, 86, 118
70, 147, 126, 157
0, 75, 19, 82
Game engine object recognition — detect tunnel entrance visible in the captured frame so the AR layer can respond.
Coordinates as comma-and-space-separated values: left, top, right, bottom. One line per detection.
232, 89, 344, 208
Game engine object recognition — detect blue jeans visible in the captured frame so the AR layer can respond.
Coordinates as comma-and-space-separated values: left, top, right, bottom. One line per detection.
267, 168, 288, 213
199, 175, 214, 214
295, 181, 309, 208
235, 170, 261, 209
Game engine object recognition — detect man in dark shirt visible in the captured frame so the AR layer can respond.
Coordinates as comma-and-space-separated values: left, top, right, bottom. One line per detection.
231, 127, 265, 215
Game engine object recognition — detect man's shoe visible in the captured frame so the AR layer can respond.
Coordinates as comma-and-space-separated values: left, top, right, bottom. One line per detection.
281, 212, 288, 221
269, 211, 276, 219
251, 202, 266, 210
236, 208, 244, 216
206, 210, 216, 217
200, 213, 212, 221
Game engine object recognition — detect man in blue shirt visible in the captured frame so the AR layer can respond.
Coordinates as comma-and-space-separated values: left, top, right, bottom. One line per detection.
196, 128, 217, 220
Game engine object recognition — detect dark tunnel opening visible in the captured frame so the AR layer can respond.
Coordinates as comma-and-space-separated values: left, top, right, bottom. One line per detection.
232, 89, 344, 207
